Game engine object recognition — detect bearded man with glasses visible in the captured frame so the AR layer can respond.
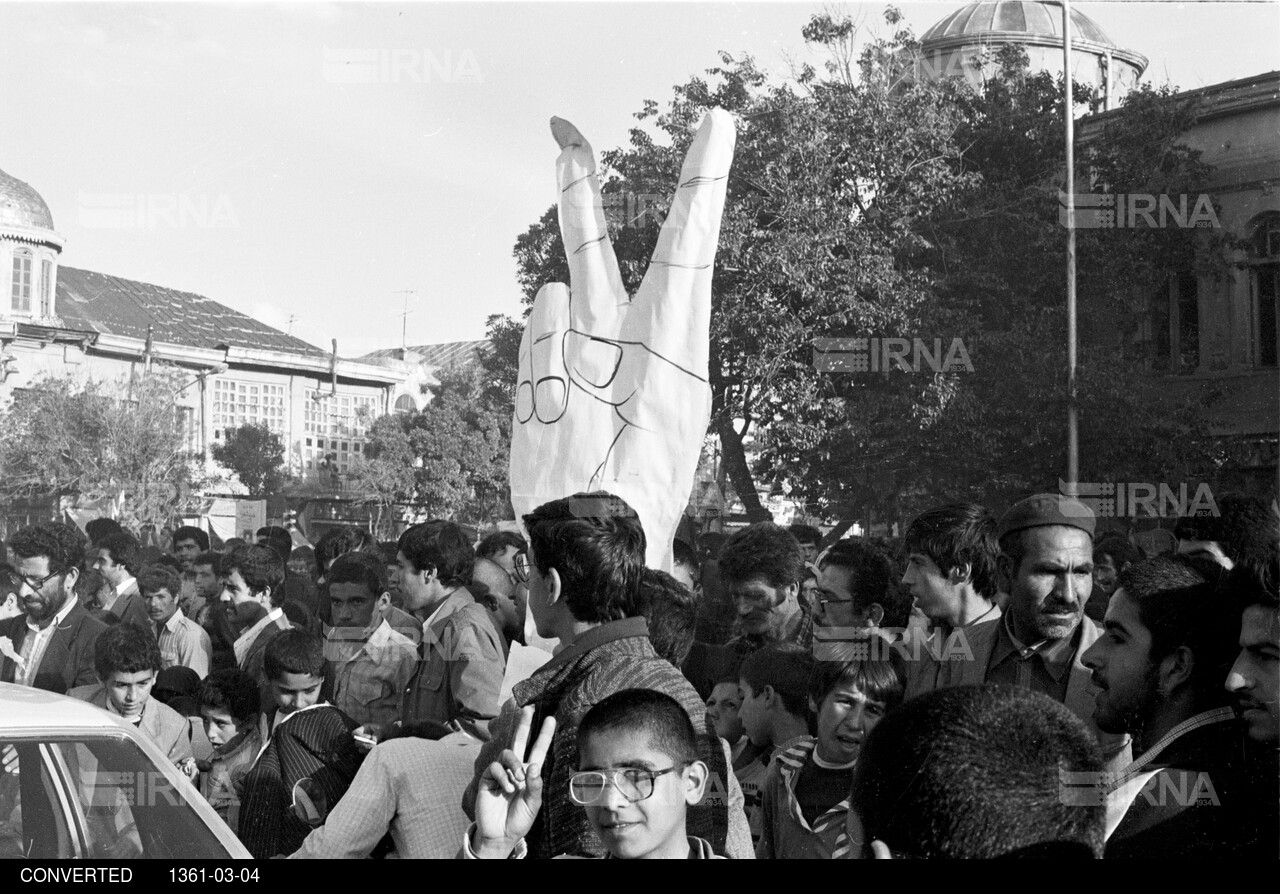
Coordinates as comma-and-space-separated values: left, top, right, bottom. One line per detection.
0, 522, 108, 694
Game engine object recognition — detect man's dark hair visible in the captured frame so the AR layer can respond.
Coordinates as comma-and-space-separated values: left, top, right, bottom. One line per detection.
314, 526, 377, 577
851, 685, 1105, 858
222, 544, 286, 607
638, 569, 697, 666
819, 539, 897, 618
199, 668, 263, 723
789, 524, 821, 549
808, 652, 907, 714
137, 564, 182, 598
256, 526, 293, 565
172, 525, 210, 552
94, 623, 162, 678
328, 551, 389, 596
522, 492, 645, 624
1228, 553, 1278, 612
1093, 533, 1140, 569
578, 689, 699, 767
738, 642, 814, 719
1174, 493, 1279, 567
263, 628, 325, 681
718, 523, 804, 591
97, 532, 142, 576
10, 523, 86, 577
697, 532, 727, 561
377, 541, 399, 566
398, 520, 475, 587
193, 551, 221, 572
289, 543, 316, 571
85, 517, 124, 546
672, 539, 699, 575
903, 503, 1000, 600
1120, 555, 1238, 704
476, 530, 527, 560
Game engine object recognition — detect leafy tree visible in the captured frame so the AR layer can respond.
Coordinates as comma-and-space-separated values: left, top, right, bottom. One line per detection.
0, 368, 199, 529
359, 360, 511, 529
501, 9, 1234, 534
212, 422, 287, 497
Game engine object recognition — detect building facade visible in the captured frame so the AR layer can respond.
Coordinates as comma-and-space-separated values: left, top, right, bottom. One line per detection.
1, 165, 416, 529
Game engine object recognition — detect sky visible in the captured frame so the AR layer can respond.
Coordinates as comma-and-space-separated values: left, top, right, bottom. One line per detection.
2, 1, 1277, 358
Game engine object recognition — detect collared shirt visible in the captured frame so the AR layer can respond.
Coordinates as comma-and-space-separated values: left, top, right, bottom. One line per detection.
115, 576, 137, 598
291, 734, 480, 859
16, 597, 78, 687
234, 606, 285, 666
985, 610, 1077, 703
328, 619, 418, 727
155, 609, 212, 677
401, 588, 505, 739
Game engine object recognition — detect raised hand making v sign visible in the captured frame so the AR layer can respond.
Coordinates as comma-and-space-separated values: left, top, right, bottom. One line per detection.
510, 111, 737, 570
469, 705, 557, 859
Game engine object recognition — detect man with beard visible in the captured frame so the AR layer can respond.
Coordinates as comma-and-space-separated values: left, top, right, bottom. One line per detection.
719, 523, 812, 657
681, 523, 811, 697
1223, 558, 1280, 855
1081, 555, 1258, 857
0, 523, 107, 693
905, 494, 1130, 770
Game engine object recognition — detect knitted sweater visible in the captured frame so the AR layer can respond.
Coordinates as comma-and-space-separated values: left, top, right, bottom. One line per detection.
463, 617, 751, 859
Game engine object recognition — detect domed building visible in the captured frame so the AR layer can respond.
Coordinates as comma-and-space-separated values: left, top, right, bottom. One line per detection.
1, 167, 64, 323
915, 1, 1147, 110
0, 164, 417, 539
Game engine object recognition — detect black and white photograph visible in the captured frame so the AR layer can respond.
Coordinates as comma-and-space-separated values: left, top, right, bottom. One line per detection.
0, 0, 1276, 864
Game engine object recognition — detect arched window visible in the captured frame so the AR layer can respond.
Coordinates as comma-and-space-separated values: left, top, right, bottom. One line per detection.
1248, 212, 1280, 367
11, 247, 32, 313
394, 394, 417, 415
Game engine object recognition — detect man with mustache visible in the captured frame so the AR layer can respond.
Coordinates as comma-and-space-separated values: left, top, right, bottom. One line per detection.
1082, 555, 1263, 857
904, 494, 1129, 770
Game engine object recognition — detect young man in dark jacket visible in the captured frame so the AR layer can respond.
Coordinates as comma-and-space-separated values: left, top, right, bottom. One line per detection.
462, 492, 752, 859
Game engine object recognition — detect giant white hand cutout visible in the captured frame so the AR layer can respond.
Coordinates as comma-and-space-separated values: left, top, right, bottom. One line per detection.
510, 110, 736, 569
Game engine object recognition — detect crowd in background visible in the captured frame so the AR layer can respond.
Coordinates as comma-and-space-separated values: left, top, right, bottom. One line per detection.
0, 489, 1276, 859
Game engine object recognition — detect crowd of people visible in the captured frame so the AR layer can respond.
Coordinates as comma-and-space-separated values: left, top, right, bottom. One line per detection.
0, 488, 1275, 859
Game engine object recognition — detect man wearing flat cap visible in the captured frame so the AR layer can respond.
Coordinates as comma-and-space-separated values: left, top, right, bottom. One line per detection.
906, 493, 1130, 769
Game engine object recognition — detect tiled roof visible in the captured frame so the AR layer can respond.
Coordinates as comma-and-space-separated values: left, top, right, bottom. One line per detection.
55, 266, 327, 357
360, 340, 489, 367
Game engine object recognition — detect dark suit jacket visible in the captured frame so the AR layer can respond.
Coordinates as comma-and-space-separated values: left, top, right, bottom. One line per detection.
1106, 711, 1261, 859
107, 580, 153, 635
0, 602, 109, 694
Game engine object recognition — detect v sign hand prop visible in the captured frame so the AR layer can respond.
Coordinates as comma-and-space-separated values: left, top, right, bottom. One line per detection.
471, 706, 557, 859
510, 110, 736, 569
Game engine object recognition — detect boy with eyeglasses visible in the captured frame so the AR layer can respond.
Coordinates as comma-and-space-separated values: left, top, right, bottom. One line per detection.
465, 689, 722, 859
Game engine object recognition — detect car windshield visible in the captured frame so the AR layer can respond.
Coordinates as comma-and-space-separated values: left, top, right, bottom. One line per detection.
1, 734, 232, 859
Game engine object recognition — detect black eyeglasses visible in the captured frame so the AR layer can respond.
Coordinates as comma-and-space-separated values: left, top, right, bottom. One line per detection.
18, 568, 63, 593
513, 552, 531, 583
568, 766, 682, 805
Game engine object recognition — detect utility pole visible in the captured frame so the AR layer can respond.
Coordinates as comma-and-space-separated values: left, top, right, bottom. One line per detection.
393, 290, 417, 355
1063, 0, 1079, 488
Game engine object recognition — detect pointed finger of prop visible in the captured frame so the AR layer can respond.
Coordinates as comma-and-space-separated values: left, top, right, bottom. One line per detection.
636, 108, 736, 312
552, 117, 626, 330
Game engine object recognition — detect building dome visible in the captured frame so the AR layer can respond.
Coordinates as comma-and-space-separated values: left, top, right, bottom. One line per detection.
916, 1, 1147, 109
924, 1, 1119, 48
0, 167, 56, 232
